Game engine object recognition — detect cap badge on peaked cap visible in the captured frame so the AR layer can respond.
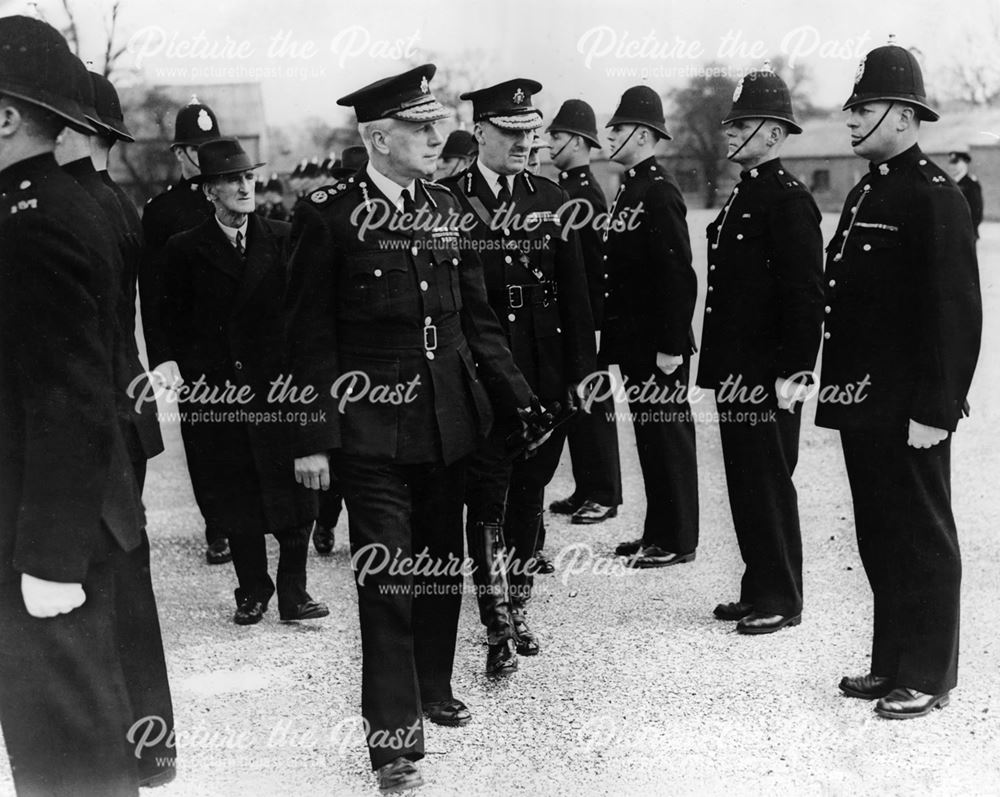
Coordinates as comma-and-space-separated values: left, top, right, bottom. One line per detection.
197, 109, 213, 131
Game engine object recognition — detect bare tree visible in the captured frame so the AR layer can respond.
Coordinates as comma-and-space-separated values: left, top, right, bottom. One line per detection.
943, 6, 1000, 105
667, 66, 739, 209
37, 0, 131, 77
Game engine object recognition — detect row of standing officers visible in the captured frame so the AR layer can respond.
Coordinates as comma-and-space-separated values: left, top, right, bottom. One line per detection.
0, 14, 984, 797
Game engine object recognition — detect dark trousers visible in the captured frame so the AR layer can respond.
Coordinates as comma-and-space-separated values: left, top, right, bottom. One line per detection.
228, 524, 312, 613
615, 361, 699, 553
176, 422, 226, 546
565, 393, 622, 506
718, 404, 803, 616
333, 454, 467, 770
318, 482, 344, 529
466, 424, 568, 603
840, 430, 961, 694
0, 539, 172, 797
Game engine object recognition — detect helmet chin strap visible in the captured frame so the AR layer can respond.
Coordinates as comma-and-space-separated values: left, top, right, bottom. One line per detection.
549, 135, 572, 163
726, 119, 767, 162
852, 102, 894, 148
608, 124, 640, 162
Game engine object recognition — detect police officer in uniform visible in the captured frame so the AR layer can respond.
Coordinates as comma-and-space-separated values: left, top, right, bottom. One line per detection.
139, 96, 231, 565
822, 40, 981, 718
603, 86, 700, 568
435, 129, 476, 180
263, 173, 290, 221
443, 79, 596, 672
0, 17, 172, 795
947, 150, 983, 239
696, 64, 824, 634
286, 65, 540, 792
546, 98, 623, 525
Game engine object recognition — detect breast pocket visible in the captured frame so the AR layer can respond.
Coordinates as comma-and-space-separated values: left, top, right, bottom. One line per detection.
726, 218, 771, 280
342, 250, 411, 312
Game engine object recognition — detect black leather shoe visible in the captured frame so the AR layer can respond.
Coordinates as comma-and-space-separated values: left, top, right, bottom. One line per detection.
233, 591, 268, 626
839, 673, 894, 700
312, 524, 335, 555
735, 611, 801, 635
571, 500, 618, 525
423, 697, 471, 727
206, 538, 232, 565
713, 601, 754, 621
549, 493, 584, 515
279, 599, 330, 622
615, 538, 644, 556
513, 615, 540, 655
628, 545, 696, 569
875, 687, 950, 719
376, 757, 423, 793
486, 638, 519, 676
529, 551, 554, 575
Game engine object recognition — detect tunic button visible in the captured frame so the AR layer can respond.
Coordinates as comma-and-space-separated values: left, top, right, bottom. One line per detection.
829, 279, 836, 287
505, 255, 513, 264
824, 306, 831, 313
824, 332, 831, 340
711, 244, 718, 249
425, 316, 432, 325
18, 180, 30, 190
426, 351, 435, 360
842, 230, 848, 237
833, 254, 842, 262
420, 280, 429, 291
374, 269, 383, 277
919, 159, 927, 165
736, 233, 744, 240
603, 255, 608, 261
851, 206, 857, 213
556, 327, 562, 333
862, 244, 871, 252
234, 361, 243, 370
452, 258, 459, 265
705, 307, 712, 314
604, 291, 610, 298
507, 313, 516, 322
708, 286, 714, 292
709, 265, 716, 271
411, 246, 419, 256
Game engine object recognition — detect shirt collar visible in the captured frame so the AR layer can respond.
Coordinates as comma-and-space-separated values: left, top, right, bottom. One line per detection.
476, 159, 513, 198
215, 214, 248, 248
365, 162, 415, 210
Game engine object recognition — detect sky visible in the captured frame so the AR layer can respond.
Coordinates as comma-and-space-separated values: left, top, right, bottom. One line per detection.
7, 0, 998, 128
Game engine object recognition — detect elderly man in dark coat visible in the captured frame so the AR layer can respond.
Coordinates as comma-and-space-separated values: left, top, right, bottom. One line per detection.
164, 138, 327, 625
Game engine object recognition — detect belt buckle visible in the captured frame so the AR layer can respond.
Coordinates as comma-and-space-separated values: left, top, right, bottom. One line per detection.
423, 323, 438, 352
508, 285, 524, 309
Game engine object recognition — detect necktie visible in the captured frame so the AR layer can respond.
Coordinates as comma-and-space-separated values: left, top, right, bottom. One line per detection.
400, 188, 416, 216
497, 176, 512, 206
235, 230, 245, 257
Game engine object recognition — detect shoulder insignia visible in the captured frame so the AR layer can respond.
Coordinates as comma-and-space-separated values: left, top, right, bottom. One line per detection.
10, 197, 39, 214
309, 190, 329, 204
914, 156, 950, 186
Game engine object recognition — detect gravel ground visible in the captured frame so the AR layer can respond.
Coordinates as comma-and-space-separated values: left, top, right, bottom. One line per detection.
2, 210, 999, 796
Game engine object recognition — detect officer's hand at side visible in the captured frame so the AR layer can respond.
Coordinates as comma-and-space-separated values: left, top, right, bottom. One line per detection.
295, 452, 331, 491
656, 352, 683, 376
565, 384, 581, 414
775, 377, 810, 413
907, 420, 948, 449
21, 574, 86, 618
150, 360, 183, 392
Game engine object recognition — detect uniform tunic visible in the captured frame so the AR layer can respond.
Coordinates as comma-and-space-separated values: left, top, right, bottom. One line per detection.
818, 145, 982, 692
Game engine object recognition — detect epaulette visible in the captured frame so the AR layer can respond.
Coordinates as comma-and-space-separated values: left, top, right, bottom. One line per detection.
915, 156, 950, 186
524, 171, 562, 192
304, 180, 354, 207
